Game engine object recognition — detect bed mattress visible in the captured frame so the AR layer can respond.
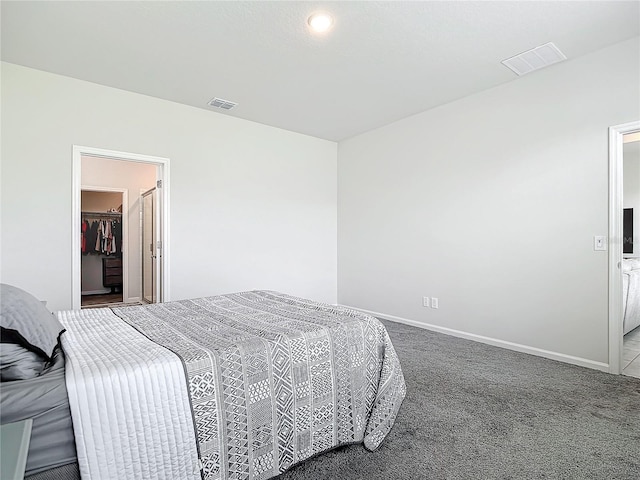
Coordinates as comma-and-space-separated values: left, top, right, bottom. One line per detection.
0, 347, 77, 476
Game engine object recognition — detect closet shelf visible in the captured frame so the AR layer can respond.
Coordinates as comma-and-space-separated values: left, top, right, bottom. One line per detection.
82, 211, 122, 218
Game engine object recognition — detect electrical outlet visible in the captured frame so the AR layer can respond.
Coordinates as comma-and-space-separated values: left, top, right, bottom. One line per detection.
431, 297, 439, 309
422, 296, 430, 307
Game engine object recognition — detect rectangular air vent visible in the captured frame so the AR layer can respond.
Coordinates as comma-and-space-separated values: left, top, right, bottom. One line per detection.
208, 97, 238, 110
501, 42, 567, 76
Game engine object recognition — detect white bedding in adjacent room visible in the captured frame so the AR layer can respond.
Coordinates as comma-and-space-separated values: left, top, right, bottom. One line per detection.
622, 259, 640, 335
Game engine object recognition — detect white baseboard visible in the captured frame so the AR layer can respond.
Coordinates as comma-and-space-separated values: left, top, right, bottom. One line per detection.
340, 305, 611, 373
81, 289, 111, 295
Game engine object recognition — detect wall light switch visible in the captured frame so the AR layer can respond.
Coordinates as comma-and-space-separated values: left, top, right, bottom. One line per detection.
422, 296, 430, 307
594, 236, 607, 251
431, 297, 439, 309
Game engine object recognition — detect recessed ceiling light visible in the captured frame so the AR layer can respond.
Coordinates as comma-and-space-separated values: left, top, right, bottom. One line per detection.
307, 12, 333, 33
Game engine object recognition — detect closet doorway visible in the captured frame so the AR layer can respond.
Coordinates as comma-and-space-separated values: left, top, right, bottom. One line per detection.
81, 189, 126, 308
72, 146, 170, 310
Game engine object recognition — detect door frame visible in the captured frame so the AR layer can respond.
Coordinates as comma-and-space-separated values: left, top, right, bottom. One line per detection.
608, 120, 640, 373
80, 186, 129, 298
72, 145, 170, 309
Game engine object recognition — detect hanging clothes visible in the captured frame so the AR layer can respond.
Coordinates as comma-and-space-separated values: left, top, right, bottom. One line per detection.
103, 221, 111, 255
95, 221, 104, 253
82, 215, 121, 255
87, 221, 99, 253
81, 220, 89, 254
113, 220, 122, 255
110, 220, 117, 255
103, 220, 111, 254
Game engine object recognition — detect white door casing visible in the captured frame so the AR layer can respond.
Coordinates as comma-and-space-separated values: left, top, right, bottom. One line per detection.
72, 145, 170, 309
608, 120, 640, 374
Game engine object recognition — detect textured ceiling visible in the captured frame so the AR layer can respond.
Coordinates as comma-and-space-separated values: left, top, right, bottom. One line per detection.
2, 1, 639, 141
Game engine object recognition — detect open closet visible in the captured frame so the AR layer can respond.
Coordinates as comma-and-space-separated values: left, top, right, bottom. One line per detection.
81, 191, 124, 307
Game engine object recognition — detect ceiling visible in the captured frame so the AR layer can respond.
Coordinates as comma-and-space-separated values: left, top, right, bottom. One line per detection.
2, 1, 639, 142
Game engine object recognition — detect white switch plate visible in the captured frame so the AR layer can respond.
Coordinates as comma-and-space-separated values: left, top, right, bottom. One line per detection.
594, 236, 607, 251
422, 296, 430, 307
431, 297, 439, 309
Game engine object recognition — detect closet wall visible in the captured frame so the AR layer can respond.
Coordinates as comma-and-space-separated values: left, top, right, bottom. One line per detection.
81, 191, 123, 293
81, 155, 157, 303
82, 191, 122, 211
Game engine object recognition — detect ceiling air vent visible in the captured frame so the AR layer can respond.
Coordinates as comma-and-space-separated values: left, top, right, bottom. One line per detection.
501, 42, 567, 76
208, 97, 238, 110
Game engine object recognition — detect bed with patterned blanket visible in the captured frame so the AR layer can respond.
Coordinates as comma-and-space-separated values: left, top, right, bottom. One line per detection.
58, 290, 406, 480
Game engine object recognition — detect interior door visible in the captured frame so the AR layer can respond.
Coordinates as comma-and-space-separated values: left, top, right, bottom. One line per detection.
141, 187, 161, 303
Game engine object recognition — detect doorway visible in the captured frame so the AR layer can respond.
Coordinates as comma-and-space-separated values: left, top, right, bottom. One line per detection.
621, 131, 640, 378
608, 121, 640, 376
72, 146, 170, 310
80, 189, 126, 308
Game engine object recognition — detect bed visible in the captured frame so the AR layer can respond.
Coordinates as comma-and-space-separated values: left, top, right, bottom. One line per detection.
623, 258, 640, 335
1, 285, 406, 480
0, 346, 78, 478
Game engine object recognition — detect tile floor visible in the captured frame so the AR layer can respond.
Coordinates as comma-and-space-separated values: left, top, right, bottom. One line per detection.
622, 326, 640, 378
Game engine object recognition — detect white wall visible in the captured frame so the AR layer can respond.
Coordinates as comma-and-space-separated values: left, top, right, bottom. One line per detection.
623, 141, 640, 256
338, 37, 640, 366
1, 62, 337, 310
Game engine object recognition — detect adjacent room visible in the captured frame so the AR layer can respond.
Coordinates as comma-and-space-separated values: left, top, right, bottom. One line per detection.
1, 2, 639, 480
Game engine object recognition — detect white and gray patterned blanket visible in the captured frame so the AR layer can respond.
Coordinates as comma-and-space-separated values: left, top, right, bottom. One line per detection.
63, 291, 405, 480
114, 291, 406, 479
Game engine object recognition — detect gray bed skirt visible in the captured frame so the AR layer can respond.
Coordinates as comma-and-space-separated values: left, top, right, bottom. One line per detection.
25, 462, 80, 480
1, 347, 77, 476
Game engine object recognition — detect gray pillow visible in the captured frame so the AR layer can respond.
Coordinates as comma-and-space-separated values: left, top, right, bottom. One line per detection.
0, 343, 45, 381
0, 283, 65, 361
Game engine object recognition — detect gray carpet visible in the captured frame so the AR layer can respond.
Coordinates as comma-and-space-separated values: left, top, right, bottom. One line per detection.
277, 319, 640, 480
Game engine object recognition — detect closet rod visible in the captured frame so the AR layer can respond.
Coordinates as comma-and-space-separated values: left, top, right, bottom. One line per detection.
81, 211, 122, 218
